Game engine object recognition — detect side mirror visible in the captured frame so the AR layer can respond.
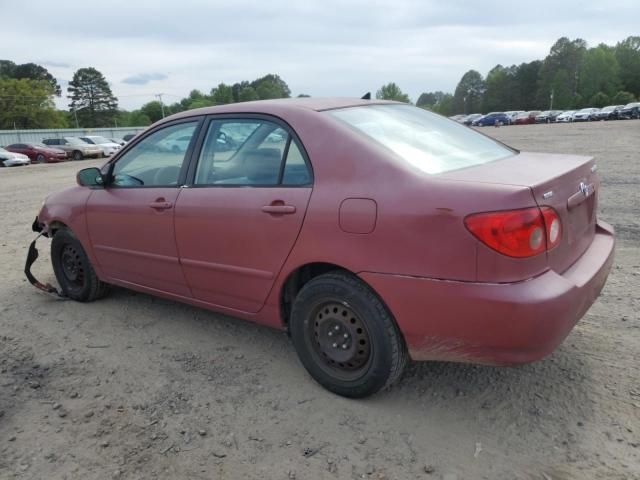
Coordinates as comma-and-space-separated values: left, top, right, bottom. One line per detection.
77, 167, 104, 187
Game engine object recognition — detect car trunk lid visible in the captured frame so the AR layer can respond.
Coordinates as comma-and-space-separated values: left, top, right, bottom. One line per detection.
440, 152, 598, 274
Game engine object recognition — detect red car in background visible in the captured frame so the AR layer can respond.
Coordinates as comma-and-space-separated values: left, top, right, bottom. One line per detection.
513, 111, 541, 125
5, 142, 68, 163
27, 98, 615, 398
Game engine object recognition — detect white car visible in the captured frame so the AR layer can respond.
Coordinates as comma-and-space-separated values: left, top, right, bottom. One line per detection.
555, 111, 576, 123
504, 110, 525, 124
572, 108, 599, 122
80, 136, 123, 157
0, 147, 30, 167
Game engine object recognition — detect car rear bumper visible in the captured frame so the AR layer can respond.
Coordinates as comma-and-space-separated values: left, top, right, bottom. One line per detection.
360, 220, 615, 366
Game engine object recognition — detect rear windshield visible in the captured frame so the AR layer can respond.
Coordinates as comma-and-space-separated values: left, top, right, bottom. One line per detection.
327, 104, 514, 174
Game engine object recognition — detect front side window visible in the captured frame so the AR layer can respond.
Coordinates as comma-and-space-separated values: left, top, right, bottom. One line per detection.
328, 104, 514, 174
194, 118, 310, 186
111, 122, 197, 187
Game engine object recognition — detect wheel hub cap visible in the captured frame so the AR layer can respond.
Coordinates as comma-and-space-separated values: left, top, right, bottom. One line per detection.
313, 302, 370, 371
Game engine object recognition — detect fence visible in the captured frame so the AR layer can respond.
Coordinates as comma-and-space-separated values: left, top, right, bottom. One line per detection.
0, 127, 147, 146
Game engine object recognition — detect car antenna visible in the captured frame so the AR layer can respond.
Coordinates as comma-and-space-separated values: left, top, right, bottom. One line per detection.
361, 92, 371, 100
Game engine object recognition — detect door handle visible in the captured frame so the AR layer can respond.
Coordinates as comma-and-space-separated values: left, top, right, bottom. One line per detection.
149, 200, 173, 210
262, 204, 296, 214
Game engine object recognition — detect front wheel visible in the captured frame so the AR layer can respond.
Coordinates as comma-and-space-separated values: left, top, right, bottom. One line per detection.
72, 150, 83, 161
51, 229, 109, 302
36, 154, 45, 163
289, 272, 407, 398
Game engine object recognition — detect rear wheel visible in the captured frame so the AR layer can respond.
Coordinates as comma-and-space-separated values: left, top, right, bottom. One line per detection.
36, 154, 45, 163
51, 229, 109, 302
289, 272, 407, 398
72, 150, 83, 161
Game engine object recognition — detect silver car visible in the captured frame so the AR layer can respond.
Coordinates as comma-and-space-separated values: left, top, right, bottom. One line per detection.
0, 147, 30, 167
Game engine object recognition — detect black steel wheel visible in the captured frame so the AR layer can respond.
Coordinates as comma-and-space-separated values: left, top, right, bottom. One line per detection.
51, 228, 109, 301
290, 271, 407, 398
36, 154, 45, 163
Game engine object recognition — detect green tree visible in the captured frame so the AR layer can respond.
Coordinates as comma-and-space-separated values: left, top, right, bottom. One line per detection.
251, 74, 291, 99
514, 61, 542, 110
612, 91, 636, 104
376, 82, 410, 102
13, 63, 61, 96
297, 93, 311, 98
579, 45, 620, 100
431, 93, 454, 116
139, 101, 165, 123
0, 78, 65, 129
67, 67, 118, 127
453, 70, 485, 113
0, 60, 17, 79
589, 92, 610, 107
238, 86, 259, 102
538, 37, 587, 109
482, 65, 520, 112
615, 36, 640, 97
210, 83, 234, 104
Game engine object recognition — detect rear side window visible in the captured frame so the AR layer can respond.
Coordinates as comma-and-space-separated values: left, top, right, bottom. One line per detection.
328, 104, 514, 174
194, 118, 311, 186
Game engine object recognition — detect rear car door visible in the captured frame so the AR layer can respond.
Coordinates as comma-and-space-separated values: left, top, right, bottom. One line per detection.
86, 119, 201, 296
174, 116, 313, 313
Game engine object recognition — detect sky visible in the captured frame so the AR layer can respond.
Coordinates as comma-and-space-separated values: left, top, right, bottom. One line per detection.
1, 0, 638, 110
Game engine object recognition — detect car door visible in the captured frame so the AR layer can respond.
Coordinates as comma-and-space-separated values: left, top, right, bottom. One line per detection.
86, 119, 202, 296
174, 116, 313, 313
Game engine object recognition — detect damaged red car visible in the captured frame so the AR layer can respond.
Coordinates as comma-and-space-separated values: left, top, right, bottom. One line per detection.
27, 98, 615, 398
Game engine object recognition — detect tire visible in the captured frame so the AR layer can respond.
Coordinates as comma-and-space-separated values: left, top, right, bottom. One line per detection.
72, 150, 83, 161
51, 228, 109, 302
36, 154, 45, 164
289, 271, 407, 398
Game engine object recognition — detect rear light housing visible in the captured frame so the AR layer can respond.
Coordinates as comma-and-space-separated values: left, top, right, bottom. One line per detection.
465, 207, 561, 258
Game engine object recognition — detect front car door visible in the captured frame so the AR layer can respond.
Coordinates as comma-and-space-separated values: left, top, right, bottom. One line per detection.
174, 116, 313, 313
85, 119, 201, 296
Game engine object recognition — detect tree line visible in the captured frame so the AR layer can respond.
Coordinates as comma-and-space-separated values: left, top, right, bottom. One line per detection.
413, 36, 640, 115
1, 35, 638, 129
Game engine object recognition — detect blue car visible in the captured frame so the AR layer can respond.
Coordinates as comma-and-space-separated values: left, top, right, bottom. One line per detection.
473, 112, 510, 127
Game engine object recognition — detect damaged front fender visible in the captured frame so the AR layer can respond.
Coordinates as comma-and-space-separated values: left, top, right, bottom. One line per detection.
24, 232, 65, 298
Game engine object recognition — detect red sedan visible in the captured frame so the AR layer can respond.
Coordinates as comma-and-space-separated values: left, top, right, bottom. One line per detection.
513, 111, 541, 125
27, 98, 614, 398
6, 142, 68, 163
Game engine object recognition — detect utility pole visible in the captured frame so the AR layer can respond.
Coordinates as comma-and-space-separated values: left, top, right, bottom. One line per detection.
155, 93, 165, 118
550, 89, 554, 110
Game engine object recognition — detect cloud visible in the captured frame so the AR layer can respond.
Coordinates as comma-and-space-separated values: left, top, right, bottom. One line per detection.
39, 60, 71, 68
122, 73, 168, 85
2, 0, 638, 109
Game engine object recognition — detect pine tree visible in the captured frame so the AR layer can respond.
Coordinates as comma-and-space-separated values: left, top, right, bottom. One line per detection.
68, 67, 118, 127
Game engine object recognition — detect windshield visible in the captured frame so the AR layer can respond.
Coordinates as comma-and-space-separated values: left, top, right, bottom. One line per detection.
327, 104, 514, 175
602, 106, 615, 112
624, 102, 640, 108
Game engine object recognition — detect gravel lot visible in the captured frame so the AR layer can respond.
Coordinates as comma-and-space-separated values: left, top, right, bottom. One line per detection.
1, 120, 638, 480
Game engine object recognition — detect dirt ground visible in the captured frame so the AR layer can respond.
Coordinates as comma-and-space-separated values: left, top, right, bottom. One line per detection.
1, 120, 638, 480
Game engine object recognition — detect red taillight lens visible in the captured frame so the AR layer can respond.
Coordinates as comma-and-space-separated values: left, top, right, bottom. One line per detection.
464, 207, 561, 258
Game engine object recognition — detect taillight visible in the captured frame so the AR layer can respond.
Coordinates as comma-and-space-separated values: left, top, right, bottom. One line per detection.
464, 207, 561, 258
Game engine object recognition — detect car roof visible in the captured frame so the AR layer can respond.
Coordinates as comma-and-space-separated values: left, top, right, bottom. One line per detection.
167, 97, 400, 121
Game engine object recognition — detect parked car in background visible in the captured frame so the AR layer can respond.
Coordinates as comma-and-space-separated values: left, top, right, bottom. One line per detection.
462, 113, 483, 126
5, 142, 67, 163
79, 136, 122, 157
449, 114, 466, 123
122, 134, 138, 142
42, 137, 103, 160
572, 108, 599, 122
28, 98, 615, 398
556, 110, 576, 123
0, 147, 30, 167
535, 110, 563, 123
504, 111, 525, 124
474, 112, 510, 126
591, 105, 623, 121
110, 138, 127, 146
618, 102, 640, 119
514, 111, 541, 125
